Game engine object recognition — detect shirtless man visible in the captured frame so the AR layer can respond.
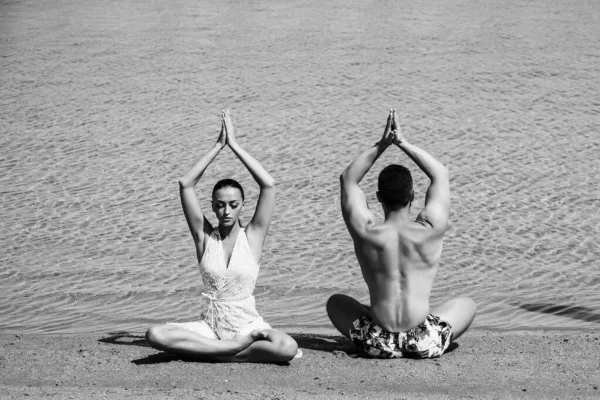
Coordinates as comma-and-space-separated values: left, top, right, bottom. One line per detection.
326, 109, 476, 359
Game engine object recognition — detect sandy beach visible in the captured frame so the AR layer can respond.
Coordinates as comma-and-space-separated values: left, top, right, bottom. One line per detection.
1, 330, 598, 399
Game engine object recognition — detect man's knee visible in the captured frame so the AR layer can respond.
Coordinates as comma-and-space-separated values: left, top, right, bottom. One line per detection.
458, 297, 477, 318
326, 293, 349, 315
438, 297, 477, 341
437, 297, 477, 316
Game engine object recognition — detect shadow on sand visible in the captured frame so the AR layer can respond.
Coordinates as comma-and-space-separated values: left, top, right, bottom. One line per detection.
98, 331, 149, 347
517, 303, 600, 324
98, 331, 458, 364
292, 333, 459, 358
98, 332, 210, 364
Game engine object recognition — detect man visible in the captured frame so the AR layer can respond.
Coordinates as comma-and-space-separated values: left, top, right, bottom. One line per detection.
326, 109, 476, 359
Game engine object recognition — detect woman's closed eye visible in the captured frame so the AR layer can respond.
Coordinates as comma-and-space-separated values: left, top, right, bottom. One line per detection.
216, 202, 240, 209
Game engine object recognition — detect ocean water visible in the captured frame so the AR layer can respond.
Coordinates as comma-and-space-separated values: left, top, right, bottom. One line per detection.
1, 0, 599, 335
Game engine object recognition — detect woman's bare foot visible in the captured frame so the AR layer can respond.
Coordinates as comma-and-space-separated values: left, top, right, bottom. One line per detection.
237, 329, 269, 350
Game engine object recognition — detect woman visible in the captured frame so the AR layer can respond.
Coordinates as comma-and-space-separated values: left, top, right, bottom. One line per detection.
146, 110, 299, 362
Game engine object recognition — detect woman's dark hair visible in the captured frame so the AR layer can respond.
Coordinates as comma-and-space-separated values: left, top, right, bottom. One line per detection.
212, 179, 245, 201
378, 164, 413, 208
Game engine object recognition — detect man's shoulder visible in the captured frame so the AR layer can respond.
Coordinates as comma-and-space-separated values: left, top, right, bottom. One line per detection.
412, 216, 448, 241
395, 220, 446, 247
355, 223, 402, 248
348, 220, 388, 244
362, 220, 424, 239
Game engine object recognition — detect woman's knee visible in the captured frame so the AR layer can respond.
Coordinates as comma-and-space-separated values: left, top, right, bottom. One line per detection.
145, 324, 167, 348
273, 334, 298, 361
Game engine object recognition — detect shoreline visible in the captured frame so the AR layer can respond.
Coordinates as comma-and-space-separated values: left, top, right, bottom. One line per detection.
4, 323, 598, 337
1, 330, 598, 399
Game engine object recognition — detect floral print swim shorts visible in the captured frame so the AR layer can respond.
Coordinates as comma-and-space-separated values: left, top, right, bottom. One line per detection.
349, 314, 453, 359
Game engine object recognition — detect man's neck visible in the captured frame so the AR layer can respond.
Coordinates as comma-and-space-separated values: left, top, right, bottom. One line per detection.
383, 206, 411, 222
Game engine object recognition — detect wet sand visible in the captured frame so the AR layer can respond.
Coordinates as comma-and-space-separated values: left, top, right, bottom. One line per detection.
1, 330, 598, 399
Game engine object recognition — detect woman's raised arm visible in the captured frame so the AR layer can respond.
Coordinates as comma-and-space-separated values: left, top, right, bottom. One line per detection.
179, 118, 227, 260
222, 110, 275, 254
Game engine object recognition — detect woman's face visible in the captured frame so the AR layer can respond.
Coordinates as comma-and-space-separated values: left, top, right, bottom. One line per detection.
212, 186, 244, 227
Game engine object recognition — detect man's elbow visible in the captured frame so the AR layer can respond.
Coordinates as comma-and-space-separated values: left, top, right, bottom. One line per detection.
433, 165, 449, 182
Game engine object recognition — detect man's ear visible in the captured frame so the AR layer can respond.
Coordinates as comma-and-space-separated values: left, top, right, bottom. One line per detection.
376, 192, 389, 213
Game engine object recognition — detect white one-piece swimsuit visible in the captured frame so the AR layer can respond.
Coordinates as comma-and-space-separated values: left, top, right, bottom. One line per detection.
170, 228, 271, 340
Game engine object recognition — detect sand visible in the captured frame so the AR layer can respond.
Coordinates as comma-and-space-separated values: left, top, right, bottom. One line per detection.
1, 329, 598, 399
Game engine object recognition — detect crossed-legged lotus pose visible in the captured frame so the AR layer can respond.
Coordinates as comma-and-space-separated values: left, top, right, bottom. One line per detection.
327, 109, 476, 359
146, 110, 298, 363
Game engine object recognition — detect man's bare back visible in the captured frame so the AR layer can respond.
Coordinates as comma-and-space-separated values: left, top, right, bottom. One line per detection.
327, 109, 476, 359
354, 218, 443, 332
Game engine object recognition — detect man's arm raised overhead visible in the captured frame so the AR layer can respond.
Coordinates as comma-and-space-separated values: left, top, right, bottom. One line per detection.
341, 110, 395, 238
391, 110, 449, 232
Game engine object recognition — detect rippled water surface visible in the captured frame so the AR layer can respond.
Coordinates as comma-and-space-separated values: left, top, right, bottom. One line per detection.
1, 0, 599, 334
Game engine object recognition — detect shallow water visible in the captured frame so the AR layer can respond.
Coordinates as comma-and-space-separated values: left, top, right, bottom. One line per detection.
1, 0, 599, 334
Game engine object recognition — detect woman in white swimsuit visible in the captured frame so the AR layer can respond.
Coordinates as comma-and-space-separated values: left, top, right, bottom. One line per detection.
146, 110, 299, 362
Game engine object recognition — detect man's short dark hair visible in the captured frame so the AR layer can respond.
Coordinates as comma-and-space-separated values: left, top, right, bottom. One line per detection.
378, 164, 413, 208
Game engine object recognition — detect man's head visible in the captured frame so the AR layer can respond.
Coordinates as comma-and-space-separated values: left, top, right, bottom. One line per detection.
377, 164, 414, 210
